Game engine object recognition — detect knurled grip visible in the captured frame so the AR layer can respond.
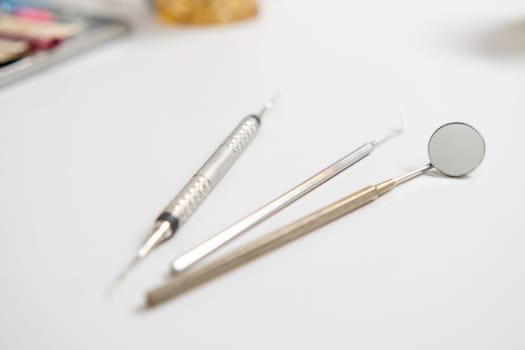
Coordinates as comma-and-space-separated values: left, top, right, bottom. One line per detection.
225, 115, 260, 153
162, 115, 260, 225
163, 174, 212, 224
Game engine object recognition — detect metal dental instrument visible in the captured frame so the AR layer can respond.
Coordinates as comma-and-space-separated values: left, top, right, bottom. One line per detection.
146, 122, 485, 306
171, 122, 406, 272
110, 96, 279, 288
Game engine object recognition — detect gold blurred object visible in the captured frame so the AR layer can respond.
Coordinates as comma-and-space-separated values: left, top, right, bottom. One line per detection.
154, 0, 258, 25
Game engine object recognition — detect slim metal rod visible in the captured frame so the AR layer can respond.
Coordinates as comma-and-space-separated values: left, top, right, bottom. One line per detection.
171, 143, 376, 272
393, 163, 432, 185
172, 123, 406, 273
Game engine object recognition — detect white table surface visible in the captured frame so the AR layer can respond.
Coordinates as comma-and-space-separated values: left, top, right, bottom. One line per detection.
1, 0, 525, 348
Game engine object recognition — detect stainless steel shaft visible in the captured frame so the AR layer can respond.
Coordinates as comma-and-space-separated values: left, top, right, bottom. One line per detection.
172, 142, 377, 272
146, 178, 396, 306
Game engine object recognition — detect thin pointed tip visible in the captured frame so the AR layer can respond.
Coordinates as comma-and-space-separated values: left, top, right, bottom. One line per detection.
105, 255, 141, 298
374, 116, 408, 147
257, 93, 281, 118
269, 92, 281, 105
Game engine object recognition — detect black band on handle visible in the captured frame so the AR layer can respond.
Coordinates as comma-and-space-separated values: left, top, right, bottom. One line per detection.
248, 114, 261, 124
157, 212, 179, 233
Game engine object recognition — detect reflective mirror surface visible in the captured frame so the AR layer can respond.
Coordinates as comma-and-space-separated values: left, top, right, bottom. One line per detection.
428, 122, 486, 177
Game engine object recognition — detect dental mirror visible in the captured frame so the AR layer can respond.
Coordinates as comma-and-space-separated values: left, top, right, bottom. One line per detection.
146, 122, 487, 306
428, 122, 485, 177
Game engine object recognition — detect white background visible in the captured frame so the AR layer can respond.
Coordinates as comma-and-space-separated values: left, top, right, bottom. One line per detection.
1, 0, 525, 348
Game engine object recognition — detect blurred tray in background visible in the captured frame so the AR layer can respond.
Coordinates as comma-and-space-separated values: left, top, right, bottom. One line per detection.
0, 2, 129, 89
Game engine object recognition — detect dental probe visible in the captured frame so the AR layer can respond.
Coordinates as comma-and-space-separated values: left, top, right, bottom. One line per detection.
111, 96, 279, 287
172, 122, 405, 272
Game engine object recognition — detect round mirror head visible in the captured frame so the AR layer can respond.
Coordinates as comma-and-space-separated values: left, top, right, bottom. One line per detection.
428, 122, 485, 177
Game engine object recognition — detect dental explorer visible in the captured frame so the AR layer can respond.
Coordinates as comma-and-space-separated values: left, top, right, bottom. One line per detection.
111, 96, 279, 286
171, 122, 406, 272
147, 122, 485, 306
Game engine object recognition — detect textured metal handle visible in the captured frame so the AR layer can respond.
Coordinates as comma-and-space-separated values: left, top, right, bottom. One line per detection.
225, 115, 260, 154
163, 175, 212, 224
162, 115, 260, 225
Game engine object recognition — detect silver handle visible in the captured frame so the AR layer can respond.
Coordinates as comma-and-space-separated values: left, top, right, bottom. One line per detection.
109, 101, 277, 288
